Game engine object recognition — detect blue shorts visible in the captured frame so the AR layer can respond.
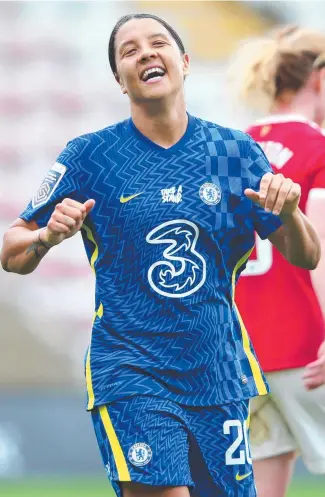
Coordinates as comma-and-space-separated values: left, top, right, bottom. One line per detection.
91, 395, 256, 497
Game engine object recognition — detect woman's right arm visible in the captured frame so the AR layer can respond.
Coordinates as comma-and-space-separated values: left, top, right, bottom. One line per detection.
1, 218, 50, 275
1, 198, 95, 275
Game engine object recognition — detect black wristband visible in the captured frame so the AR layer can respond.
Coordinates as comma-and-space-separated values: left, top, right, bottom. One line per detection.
38, 229, 53, 250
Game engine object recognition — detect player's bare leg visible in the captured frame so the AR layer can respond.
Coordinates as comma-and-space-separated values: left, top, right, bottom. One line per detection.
121, 483, 190, 497
253, 451, 296, 497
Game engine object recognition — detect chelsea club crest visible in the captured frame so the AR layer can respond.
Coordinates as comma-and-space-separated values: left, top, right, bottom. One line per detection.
199, 183, 222, 206
128, 442, 152, 467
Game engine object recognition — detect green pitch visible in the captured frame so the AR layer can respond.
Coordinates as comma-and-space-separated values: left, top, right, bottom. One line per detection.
287, 480, 324, 497
0, 477, 323, 496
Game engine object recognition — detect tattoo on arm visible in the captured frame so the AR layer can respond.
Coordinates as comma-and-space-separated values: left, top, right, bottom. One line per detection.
26, 241, 48, 260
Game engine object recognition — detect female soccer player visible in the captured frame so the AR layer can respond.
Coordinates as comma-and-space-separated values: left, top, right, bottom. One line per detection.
1, 15, 321, 497
233, 26, 325, 497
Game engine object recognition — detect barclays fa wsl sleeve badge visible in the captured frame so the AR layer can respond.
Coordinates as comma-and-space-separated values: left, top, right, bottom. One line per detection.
32, 162, 67, 209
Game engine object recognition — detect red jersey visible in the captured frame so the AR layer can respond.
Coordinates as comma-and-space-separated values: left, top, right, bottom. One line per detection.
236, 114, 325, 372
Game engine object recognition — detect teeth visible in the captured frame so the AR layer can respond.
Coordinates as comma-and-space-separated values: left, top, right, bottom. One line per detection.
142, 67, 165, 81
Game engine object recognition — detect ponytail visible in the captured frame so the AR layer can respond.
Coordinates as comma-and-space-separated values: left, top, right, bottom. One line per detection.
229, 26, 325, 112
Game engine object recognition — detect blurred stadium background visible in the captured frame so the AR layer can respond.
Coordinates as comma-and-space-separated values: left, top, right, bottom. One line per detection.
0, 1, 324, 496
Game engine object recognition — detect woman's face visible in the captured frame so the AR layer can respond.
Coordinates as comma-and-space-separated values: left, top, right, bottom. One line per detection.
114, 18, 189, 103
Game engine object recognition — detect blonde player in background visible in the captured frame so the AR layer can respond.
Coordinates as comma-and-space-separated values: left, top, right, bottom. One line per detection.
230, 26, 325, 497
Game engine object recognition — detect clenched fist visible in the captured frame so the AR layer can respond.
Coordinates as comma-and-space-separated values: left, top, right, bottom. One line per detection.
40, 198, 95, 247
245, 173, 301, 216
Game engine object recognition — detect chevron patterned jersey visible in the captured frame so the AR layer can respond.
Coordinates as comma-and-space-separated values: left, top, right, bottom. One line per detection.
21, 114, 282, 408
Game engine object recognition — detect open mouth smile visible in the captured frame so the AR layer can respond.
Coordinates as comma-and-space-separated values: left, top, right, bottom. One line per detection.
141, 67, 166, 84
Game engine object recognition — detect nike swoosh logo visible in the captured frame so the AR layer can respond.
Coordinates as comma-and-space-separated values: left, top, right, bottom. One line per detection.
120, 193, 143, 204
235, 471, 252, 481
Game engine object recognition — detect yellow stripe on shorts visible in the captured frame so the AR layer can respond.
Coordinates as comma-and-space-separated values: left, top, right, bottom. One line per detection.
99, 405, 131, 481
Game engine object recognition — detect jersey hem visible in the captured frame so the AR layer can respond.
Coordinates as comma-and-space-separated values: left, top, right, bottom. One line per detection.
86, 388, 269, 411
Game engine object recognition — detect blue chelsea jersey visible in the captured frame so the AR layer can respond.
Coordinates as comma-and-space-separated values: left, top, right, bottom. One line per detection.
21, 115, 282, 408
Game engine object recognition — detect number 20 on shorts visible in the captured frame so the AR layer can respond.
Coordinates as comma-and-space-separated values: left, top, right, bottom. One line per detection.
223, 420, 252, 466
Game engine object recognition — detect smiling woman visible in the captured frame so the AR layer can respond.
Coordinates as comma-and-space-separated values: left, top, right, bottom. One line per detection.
1, 11, 321, 497
107, 14, 190, 146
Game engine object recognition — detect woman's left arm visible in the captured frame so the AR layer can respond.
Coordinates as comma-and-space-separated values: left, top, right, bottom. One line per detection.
245, 172, 321, 269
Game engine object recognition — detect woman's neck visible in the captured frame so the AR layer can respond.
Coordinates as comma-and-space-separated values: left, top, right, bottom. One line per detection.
130, 94, 188, 148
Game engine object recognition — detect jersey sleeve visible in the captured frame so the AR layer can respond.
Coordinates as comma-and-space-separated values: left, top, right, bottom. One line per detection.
20, 138, 86, 228
247, 139, 282, 239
